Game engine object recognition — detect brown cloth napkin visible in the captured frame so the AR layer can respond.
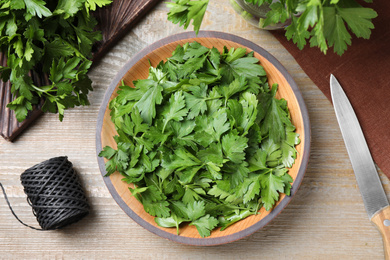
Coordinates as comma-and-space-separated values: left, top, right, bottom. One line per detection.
270, 1, 390, 179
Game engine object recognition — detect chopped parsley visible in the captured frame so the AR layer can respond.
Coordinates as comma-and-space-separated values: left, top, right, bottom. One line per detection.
99, 42, 300, 237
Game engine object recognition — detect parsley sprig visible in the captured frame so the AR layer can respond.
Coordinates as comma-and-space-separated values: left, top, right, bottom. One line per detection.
166, 0, 378, 55
167, 0, 209, 35
0, 0, 112, 121
99, 42, 300, 237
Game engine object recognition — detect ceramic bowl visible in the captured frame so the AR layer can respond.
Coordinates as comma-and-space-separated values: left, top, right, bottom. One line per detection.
96, 31, 310, 246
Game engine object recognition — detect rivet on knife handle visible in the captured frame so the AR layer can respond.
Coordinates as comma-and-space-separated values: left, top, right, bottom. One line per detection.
370, 206, 390, 259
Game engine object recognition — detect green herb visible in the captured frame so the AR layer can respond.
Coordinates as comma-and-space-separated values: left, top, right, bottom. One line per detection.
273, 0, 377, 55
99, 42, 300, 237
0, 0, 112, 122
166, 0, 377, 55
167, 0, 209, 35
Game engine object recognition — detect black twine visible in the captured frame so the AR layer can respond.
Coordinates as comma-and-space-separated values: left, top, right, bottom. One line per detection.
0, 156, 90, 230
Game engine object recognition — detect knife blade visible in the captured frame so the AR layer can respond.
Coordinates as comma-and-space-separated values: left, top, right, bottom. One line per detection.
330, 74, 390, 257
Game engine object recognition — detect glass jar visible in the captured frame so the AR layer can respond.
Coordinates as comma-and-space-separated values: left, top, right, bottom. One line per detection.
229, 0, 291, 30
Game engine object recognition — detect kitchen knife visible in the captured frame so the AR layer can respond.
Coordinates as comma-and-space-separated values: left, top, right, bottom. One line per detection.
330, 74, 390, 257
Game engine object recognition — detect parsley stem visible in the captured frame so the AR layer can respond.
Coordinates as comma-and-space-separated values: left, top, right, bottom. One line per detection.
162, 121, 168, 134
31, 84, 54, 93
204, 96, 222, 101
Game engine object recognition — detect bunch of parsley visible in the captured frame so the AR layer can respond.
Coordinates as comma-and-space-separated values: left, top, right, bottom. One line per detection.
0, 0, 111, 121
99, 42, 300, 237
166, 0, 377, 55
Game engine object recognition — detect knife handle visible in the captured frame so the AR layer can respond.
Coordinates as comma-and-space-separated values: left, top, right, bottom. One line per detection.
371, 205, 390, 259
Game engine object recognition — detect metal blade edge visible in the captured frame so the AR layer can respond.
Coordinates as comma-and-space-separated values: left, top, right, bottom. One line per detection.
330, 74, 389, 219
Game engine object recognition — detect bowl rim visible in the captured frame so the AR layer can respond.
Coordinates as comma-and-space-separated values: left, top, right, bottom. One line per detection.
96, 30, 311, 246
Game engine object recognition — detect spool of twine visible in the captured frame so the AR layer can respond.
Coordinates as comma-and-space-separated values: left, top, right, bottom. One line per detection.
0, 156, 90, 230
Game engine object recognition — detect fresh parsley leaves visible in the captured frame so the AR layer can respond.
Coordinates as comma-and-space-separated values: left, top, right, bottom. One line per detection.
99, 42, 300, 237
0, 0, 112, 121
167, 0, 209, 35
166, 0, 377, 55
284, 0, 378, 55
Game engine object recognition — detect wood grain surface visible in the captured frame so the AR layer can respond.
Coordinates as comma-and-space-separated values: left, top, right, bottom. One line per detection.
371, 206, 390, 259
96, 32, 310, 245
1, 1, 389, 259
92, 0, 161, 63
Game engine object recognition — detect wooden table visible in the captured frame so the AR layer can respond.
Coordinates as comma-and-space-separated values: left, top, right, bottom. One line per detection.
1, 1, 389, 259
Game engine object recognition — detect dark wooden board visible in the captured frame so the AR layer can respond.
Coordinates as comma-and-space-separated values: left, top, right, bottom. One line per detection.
0, 0, 160, 141
0, 53, 45, 141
